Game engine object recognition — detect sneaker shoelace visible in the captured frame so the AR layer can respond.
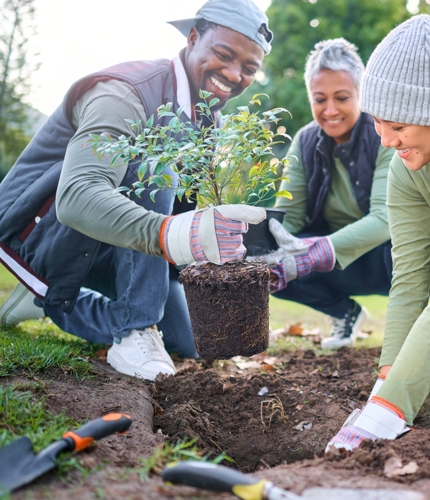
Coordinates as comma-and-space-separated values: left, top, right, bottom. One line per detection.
135, 330, 168, 363
331, 316, 348, 338
331, 306, 358, 339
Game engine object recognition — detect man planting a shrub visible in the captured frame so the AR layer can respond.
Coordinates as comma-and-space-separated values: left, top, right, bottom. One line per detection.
0, 0, 271, 380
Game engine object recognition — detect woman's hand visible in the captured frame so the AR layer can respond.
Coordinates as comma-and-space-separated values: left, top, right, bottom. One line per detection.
379, 365, 392, 378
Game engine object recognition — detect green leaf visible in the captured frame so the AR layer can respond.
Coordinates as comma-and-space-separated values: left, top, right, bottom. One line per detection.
209, 98, 220, 108
275, 190, 293, 200
114, 186, 131, 194
149, 190, 159, 202
146, 115, 154, 128
199, 89, 213, 99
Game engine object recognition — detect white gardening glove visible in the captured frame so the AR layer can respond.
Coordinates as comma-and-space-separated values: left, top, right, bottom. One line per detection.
369, 376, 385, 400
326, 396, 410, 453
249, 219, 336, 292
160, 205, 266, 266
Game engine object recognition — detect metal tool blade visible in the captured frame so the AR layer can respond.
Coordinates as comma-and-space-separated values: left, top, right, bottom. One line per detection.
0, 437, 69, 492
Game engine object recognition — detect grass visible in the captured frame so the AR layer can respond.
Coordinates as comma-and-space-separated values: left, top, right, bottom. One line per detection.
135, 437, 234, 482
0, 385, 79, 451
0, 327, 99, 378
0, 265, 102, 379
269, 293, 387, 350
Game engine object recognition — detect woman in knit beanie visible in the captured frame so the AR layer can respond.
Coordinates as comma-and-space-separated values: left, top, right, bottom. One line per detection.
327, 14, 430, 452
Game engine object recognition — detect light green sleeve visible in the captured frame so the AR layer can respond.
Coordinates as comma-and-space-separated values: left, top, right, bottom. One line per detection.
329, 144, 393, 269
274, 131, 308, 234
56, 79, 167, 258
379, 154, 430, 367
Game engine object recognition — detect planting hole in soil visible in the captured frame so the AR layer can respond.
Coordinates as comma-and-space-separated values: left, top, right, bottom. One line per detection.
179, 260, 270, 360
153, 346, 383, 472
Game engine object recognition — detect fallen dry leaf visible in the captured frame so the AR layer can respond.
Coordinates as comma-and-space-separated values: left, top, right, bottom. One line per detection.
301, 327, 323, 337
235, 360, 261, 370
269, 327, 288, 338
261, 363, 275, 372
287, 323, 304, 336
95, 348, 107, 359
296, 405, 304, 411
293, 421, 312, 431
384, 456, 419, 478
356, 332, 369, 339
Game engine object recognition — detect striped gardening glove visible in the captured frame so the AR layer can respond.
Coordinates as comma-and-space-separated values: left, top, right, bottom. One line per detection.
326, 396, 410, 453
249, 218, 336, 293
160, 205, 266, 266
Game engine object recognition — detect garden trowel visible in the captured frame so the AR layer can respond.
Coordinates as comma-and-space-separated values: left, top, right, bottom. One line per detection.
162, 461, 300, 500
0, 412, 132, 493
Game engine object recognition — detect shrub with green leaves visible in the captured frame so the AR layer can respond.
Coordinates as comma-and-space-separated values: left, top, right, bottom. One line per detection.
88, 91, 292, 207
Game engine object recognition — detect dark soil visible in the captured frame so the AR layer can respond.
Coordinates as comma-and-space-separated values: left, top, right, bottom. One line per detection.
179, 261, 270, 359
4, 345, 430, 499
153, 346, 377, 470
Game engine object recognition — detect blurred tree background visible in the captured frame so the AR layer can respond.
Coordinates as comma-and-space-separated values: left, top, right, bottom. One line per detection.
0, 0, 429, 182
0, 0, 40, 181
226, 0, 412, 157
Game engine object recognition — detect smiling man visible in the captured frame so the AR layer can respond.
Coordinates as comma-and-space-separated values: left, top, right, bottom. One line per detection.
0, 0, 272, 381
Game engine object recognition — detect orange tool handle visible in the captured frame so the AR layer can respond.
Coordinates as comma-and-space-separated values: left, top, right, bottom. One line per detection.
63, 413, 132, 451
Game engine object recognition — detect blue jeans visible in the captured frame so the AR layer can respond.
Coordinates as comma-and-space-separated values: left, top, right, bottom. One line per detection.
44, 165, 198, 359
273, 240, 392, 318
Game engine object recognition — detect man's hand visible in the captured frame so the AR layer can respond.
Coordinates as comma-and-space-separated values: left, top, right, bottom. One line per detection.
160, 205, 266, 266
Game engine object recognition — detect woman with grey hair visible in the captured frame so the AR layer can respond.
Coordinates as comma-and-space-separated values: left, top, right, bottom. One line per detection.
266, 37, 395, 349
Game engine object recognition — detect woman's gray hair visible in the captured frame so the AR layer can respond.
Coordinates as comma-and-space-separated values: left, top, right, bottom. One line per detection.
304, 38, 365, 95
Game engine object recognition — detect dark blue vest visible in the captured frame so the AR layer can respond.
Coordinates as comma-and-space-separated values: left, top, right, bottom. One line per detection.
0, 59, 189, 312
299, 113, 381, 232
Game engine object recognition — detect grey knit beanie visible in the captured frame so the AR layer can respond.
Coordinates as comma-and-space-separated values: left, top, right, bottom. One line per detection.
360, 14, 430, 125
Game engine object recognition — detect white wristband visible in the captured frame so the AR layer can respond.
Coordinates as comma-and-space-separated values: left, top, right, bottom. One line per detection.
166, 211, 197, 265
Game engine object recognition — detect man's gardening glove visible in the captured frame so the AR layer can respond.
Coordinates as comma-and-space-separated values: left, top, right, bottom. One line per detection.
160, 205, 266, 266
325, 396, 410, 453
249, 219, 336, 293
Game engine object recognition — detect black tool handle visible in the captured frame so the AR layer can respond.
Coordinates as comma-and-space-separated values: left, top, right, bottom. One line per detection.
63, 413, 132, 451
162, 461, 263, 493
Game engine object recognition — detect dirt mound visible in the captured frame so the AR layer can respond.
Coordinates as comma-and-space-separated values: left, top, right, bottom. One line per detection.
153, 346, 381, 471
3, 360, 163, 467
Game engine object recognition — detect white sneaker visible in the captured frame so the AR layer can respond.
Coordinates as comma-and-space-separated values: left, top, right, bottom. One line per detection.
107, 328, 176, 380
0, 283, 46, 326
321, 301, 368, 350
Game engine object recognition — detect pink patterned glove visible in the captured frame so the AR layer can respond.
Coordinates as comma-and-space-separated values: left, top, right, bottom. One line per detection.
160, 205, 266, 266
269, 262, 288, 292
190, 210, 248, 264
248, 220, 335, 283
295, 236, 336, 278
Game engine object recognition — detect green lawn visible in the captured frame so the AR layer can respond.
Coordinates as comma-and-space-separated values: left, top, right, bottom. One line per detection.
270, 294, 387, 348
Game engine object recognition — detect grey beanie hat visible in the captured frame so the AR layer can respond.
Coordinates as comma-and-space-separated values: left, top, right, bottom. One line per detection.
168, 0, 273, 55
360, 14, 430, 125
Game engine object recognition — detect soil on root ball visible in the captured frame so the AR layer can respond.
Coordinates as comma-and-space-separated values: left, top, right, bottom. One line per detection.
179, 260, 270, 359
